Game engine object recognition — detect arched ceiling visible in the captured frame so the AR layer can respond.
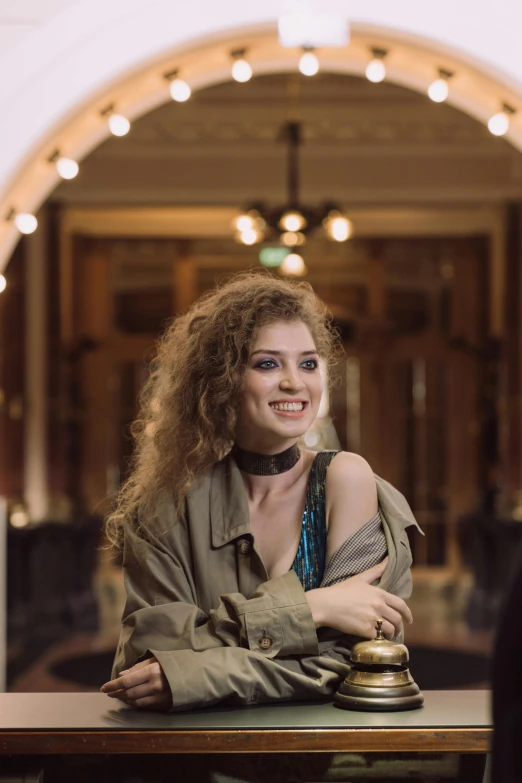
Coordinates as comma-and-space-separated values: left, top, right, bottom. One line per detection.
53, 73, 520, 207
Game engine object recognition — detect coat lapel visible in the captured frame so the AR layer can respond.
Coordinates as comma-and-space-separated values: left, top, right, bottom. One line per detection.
210, 457, 252, 548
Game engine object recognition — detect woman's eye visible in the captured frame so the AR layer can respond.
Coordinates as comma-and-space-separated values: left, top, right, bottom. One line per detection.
301, 359, 318, 370
256, 359, 278, 369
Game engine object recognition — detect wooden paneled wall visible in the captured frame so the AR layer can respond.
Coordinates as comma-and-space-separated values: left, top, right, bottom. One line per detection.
0, 242, 25, 500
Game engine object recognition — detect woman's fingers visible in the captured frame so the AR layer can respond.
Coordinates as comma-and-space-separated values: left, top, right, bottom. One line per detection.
101, 657, 159, 694
101, 667, 150, 694
119, 657, 155, 676
116, 681, 159, 702
358, 557, 388, 584
383, 592, 413, 624
379, 605, 404, 639
101, 658, 171, 711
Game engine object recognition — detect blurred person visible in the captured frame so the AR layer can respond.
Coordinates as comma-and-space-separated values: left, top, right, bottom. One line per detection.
101, 272, 420, 712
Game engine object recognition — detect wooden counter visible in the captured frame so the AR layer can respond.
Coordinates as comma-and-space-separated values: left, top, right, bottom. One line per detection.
0, 690, 491, 755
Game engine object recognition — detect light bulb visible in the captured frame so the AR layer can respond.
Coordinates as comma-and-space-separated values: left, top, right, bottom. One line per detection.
234, 214, 255, 232
14, 213, 38, 234
235, 229, 263, 245
281, 231, 306, 247
281, 231, 298, 247
299, 51, 319, 77
280, 211, 306, 232
56, 157, 79, 179
366, 58, 386, 83
232, 58, 252, 83
108, 114, 130, 136
428, 78, 449, 103
10, 507, 30, 528
488, 111, 510, 136
0, 274, 6, 293
325, 214, 352, 242
170, 78, 191, 102
281, 253, 307, 276
241, 229, 259, 246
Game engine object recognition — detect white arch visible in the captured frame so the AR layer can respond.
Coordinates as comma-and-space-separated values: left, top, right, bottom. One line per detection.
1, 0, 522, 271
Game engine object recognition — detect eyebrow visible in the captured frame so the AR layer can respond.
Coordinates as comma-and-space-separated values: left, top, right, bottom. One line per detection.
251, 349, 319, 357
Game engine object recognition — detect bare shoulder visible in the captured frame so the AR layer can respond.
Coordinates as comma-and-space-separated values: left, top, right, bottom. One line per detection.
325, 451, 378, 555
327, 451, 377, 503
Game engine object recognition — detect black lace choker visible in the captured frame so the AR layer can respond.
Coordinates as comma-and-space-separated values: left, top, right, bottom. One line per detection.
232, 443, 301, 475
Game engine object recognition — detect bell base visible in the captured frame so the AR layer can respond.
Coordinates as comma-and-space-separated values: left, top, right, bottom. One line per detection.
334, 680, 424, 712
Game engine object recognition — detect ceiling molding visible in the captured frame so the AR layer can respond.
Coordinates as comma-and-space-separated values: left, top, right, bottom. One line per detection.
61, 205, 504, 238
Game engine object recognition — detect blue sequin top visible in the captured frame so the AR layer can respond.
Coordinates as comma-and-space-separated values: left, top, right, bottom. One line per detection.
291, 450, 339, 591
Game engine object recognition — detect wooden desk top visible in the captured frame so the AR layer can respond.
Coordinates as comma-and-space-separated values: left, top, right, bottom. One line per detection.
0, 690, 491, 754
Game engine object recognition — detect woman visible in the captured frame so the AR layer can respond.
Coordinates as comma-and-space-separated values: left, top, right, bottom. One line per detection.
101, 272, 419, 712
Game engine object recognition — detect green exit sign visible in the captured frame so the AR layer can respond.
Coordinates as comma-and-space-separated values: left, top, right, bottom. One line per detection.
259, 247, 291, 268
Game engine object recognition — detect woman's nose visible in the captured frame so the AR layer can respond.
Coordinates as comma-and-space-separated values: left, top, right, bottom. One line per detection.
280, 366, 304, 390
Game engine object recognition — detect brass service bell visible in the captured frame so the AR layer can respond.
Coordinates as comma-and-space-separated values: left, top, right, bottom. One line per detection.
334, 619, 424, 711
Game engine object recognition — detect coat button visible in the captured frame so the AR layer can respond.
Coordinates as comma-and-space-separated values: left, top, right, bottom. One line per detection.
259, 635, 273, 651
238, 539, 251, 555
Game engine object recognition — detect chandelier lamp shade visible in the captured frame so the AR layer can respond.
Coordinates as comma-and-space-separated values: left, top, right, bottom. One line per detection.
233, 120, 353, 249
281, 253, 308, 276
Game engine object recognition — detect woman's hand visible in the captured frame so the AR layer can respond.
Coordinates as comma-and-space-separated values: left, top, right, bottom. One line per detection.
100, 656, 171, 711
306, 559, 413, 640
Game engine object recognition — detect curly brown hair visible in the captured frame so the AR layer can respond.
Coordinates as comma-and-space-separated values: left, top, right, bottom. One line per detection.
105, 270, 341, 550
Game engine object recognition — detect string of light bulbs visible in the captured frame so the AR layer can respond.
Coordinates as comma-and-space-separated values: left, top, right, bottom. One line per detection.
2, 41, 519, 286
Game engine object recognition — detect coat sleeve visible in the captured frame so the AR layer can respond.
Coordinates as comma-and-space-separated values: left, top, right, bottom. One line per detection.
113, 524, 353, 711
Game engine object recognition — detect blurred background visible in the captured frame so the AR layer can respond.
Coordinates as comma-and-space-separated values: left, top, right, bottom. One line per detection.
1, 0, 522, 695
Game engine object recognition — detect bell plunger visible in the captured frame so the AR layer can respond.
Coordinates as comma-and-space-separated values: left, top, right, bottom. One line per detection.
334, 619, 424, 711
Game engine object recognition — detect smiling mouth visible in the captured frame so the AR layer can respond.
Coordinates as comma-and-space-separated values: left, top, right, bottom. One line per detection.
269, 402, 307, 412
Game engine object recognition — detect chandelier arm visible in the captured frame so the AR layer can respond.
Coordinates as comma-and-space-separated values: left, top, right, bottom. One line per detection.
286, 120, 301, 208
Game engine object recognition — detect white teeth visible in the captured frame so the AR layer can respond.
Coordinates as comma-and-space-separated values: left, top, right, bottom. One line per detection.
270, 402, 304, 411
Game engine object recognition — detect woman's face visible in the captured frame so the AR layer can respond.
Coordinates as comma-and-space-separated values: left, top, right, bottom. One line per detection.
235, 319, 323, 453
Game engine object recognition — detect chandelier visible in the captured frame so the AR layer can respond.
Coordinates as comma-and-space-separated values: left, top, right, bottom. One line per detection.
232, 120, 353, 252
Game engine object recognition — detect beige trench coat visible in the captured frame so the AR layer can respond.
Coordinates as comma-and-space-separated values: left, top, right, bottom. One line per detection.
113, 455, 421, 711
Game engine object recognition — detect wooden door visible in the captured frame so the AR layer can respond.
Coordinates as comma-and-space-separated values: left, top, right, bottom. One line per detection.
341, 238, 488, 570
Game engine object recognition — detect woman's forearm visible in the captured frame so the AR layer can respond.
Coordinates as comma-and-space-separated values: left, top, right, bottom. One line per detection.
304, 561, 412, 640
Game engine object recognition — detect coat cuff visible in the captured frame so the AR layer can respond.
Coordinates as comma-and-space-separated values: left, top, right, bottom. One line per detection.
150, 647, 258, 711
238, 571, 318, 658
150, 648, 187, 710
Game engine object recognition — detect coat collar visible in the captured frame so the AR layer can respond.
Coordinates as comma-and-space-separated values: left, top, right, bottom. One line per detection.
210, 456, 252, 548
375, 474, 424, 535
